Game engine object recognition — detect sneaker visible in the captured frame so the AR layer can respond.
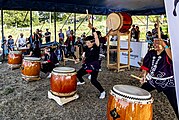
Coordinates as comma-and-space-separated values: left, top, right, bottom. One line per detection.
99, 91, 106, 99
47, 73, 51, 78
88, 75, 91, 80
77, 81, 85, 85
99, 54, 105, 58
99, 69, 102, 72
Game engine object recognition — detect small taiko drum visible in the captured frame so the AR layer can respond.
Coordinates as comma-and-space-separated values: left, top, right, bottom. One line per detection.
50, 67, 77, 97
106, 12, 132, 33
8, 51, 22, 69
21, 57, 41, 81
107, 85, 153, 120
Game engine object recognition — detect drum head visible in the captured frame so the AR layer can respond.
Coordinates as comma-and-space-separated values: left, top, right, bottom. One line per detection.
24, 57, 41, 61
106, 13, 122, 31
53, 67, 76, 73
112, 85, 151, 100
9, 51, 22, 54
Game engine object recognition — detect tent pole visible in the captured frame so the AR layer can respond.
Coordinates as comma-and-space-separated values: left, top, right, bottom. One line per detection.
146, 15, 149, 33
1, 9, 4, 61
74, 13, 76, 36
54, 11, 56, 42
30, 10, 32, 44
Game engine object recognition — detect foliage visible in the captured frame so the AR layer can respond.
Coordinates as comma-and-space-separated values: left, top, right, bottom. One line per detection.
3, 10, 39, 28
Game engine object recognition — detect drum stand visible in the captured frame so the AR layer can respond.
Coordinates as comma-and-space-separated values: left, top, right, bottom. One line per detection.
8, 64, 21, 70
106, 30, 131, 72
48, 91, 79, 106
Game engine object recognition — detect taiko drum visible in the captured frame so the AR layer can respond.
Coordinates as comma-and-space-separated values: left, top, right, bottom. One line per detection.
106, 12, 132, 33
50, 67, 77, 97
107, 85, 153, 120
8, 51, 22, 65
21, 57, 41, 79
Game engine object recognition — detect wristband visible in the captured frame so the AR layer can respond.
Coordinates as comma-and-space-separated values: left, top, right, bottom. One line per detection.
92, 28, 96, 33
164, 45, 169, 49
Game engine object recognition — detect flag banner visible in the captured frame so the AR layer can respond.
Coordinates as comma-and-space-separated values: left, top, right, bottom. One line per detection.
164, 0, 179, 112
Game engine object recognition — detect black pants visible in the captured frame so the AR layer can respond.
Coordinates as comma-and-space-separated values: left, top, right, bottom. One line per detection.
77, 67, 104, 93
141, 82, 179, 119
41, 62, 55, 73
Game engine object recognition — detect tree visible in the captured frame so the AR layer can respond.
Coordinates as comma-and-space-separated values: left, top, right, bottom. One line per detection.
3, 10, 39, 28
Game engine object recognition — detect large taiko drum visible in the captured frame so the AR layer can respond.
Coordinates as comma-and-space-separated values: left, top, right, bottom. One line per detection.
107, 85, 153, 120
50, 67, 77, 97
8, 51, 22, 69
21, 57, 41, 81
106, 12, 132, 33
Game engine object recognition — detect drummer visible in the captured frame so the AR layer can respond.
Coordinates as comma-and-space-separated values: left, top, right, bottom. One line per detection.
41, 47, 58, 78
27, 40, 41, 58
76, 23, 106, 99
140, 39, 179, 118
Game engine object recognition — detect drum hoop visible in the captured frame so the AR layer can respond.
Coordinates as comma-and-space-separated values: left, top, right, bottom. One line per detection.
23, 59, 41, 62
118, 13, 124, 30
111, 89, 153, 104
9, 51, 22, 54
52, 71, 77, 76
21, 74, 39, 78
107, 12, 121, 31
53, 67, 76, 73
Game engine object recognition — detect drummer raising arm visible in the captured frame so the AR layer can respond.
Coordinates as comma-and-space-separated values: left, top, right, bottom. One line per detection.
140, 39, 178, 118
76, 23, 106, 99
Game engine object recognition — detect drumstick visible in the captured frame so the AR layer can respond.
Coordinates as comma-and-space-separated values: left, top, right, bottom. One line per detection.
86, 9, 90, 24
130, 74, 142, 81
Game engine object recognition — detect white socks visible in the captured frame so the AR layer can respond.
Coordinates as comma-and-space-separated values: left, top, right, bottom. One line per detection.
99, 91, 106, 99
47, 73, 51, 78
77, 81, 85, 85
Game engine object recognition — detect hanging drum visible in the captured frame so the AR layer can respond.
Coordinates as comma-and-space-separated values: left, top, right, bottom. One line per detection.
106, 12, 132, 33
107, 85, 153, 120
50, 67, 77, 97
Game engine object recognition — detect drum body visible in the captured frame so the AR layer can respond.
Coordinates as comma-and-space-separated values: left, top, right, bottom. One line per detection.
8, 51, 22, 69
50, 67, 77, 97
106, 12, 132, 33
107, 85, 153, 120
21, 57, 41, 80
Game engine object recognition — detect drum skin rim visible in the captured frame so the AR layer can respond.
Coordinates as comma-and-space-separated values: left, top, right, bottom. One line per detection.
23, 59, 41, 62
52, 71, 77, 76
23, 57, 41, 61
106, 12, 122, 31
9, 51, 22, 54
110, 90, 153, 104
53, 67, 76, 73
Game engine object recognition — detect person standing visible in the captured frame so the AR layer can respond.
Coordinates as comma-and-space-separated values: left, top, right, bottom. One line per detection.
17, 33, 27, 48
76, 23, 106, 99
134, 26, 140, 42
7, 35, 14, 51
66, 26, 71, 37
45, 28, 51, 43
58, 29, 64, 45
140, 39, 179, 119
